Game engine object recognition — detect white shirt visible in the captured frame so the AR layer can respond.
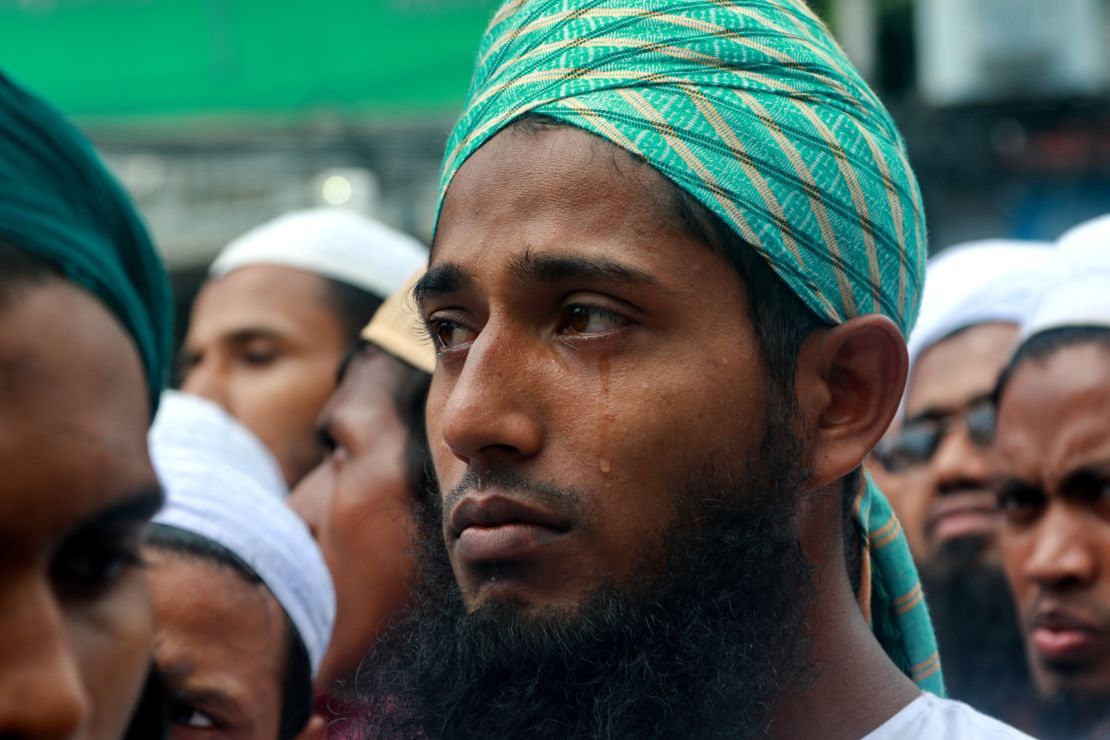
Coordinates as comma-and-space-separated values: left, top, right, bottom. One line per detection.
863, 693, 1035, 739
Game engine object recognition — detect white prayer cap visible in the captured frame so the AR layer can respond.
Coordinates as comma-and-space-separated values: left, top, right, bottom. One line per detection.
907, 239, 1054, 372
361, 269, 435, 374
1019, 214, 1110, 342
210, 207, 428, 300
150, 391, 286, 499
149, 391, 336, 678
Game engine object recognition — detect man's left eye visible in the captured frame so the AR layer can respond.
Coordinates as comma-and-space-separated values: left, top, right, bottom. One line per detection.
561, 305, 628, 335
168, 702, 217, 728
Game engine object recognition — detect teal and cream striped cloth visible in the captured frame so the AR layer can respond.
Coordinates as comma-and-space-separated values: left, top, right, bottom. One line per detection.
437, 0, 942, 695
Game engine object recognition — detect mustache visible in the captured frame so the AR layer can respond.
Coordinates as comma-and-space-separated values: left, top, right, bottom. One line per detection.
442, 468, 587, 521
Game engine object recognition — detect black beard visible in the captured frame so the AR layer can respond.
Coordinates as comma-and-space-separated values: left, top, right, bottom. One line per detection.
1036, 691, 1110, 740
919, 538, 1036, 728
350, 405, 817, 740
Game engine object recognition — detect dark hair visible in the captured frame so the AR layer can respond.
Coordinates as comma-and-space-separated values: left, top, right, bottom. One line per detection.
0, 241, 63, 308
322, 278, 385, 345
338, 339, 433, 504
995, 325, 1110, 406
122, 665, 170, 740
144, 524, 314, 739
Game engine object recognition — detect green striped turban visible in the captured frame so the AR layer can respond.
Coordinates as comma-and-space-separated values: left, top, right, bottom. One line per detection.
437, 0, 942, 695
0, 73, 171, 416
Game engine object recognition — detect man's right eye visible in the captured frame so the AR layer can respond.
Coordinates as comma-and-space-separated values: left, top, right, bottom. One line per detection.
51, 529, 144, 601
997, 484, 1046, 525
168, 702, 218, 729
174, 352, 202, 382
430, 319, 477, 352
238, 342, 280, 367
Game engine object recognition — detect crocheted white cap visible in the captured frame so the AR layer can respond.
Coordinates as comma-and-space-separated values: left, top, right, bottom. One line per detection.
150, 391, 336, 678
210, 207, 427, 300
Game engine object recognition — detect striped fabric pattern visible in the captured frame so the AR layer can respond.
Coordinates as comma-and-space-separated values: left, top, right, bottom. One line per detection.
438, 0, 926, 336
438, 0, 942, 696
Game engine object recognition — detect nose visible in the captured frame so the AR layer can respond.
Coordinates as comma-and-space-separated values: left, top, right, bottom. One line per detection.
1024, 504, 1099, 590
436, 324, 543, 467
0, 577, 89, 738
931, 420, 990, 495
180, 353, 230, 411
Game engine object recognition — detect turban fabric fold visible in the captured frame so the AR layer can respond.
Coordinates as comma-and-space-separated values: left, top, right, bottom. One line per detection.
437, 0, 942, 695
0, 73, 171, 415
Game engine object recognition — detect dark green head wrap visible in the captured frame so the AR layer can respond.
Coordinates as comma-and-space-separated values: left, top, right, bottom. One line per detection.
438, 0, 942, 695
0, 73, 171, 416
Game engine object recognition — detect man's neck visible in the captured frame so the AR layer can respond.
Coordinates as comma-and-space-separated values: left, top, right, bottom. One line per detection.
768, 488, 922, 739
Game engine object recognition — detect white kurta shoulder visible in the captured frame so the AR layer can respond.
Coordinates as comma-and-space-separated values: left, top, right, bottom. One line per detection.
863, 693, 1036, 740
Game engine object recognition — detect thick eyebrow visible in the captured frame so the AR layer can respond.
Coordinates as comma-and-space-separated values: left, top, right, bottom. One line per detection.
159, 660, 243, 718
415, 252, 659, 311
903, 407, 948, 426
414, 264, 473, 310
990, 476, 1042, 499
178, 327, 284, 360
75, 485, 164, 535
223, 327, 286, 346
904, 391, 993, 426
507, 250, 659, 288
1058, 462, 1110, 494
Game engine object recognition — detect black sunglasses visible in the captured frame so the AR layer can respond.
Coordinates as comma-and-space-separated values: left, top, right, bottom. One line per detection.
875, 399, 996, 473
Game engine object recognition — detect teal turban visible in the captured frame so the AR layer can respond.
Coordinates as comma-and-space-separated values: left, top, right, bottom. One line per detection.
437, 0, 942, 695
0, 73, 171, 416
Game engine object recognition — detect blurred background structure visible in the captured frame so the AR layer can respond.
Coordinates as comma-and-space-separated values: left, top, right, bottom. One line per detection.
2, 0, 1109, 344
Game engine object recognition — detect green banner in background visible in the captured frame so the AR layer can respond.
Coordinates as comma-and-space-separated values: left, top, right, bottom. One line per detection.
0, 0, 500, 126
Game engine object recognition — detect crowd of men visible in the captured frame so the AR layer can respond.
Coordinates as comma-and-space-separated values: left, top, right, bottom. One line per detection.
0, 1, 1108, 738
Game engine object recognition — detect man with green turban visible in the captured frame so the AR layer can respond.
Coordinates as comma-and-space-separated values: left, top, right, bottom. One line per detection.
355, 2, 1030, 737
0, 72, 171, 738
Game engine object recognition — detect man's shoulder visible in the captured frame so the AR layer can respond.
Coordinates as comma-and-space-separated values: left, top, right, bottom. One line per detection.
863, 692, 1036, 740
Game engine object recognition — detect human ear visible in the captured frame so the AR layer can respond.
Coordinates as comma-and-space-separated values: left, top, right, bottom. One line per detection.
294, 714, 327, 740
793, 314, 907, 490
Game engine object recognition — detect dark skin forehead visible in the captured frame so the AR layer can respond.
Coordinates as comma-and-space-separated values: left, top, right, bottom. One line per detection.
325, 348, 408, 443
431, 123, 680, 258
995, 343, 1110, 491
0, 279, 156, 547
184, 265, 341, 350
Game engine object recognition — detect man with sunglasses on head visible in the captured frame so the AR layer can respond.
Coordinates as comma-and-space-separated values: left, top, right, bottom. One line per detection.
875, 240, 1052, 727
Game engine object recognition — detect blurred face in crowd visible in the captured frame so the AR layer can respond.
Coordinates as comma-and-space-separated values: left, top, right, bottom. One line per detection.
994, 342, 1110, 705
890, 322, 1016, 562
290, 346, 419, 689
0, 280, 160, 739
146, 549, 296, 739
180, 265, 349, 486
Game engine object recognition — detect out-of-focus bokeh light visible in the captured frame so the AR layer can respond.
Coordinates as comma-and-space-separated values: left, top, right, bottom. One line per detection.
321, 175, 352, 206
